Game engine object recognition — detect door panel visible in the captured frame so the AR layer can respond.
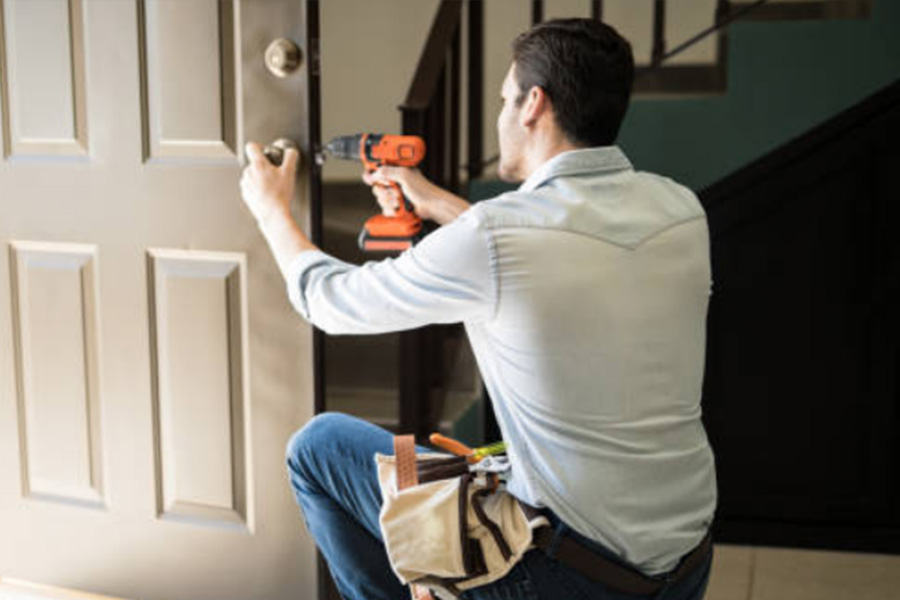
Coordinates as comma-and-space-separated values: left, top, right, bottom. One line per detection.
1, 0, 88, 158
0, 1, 317, 599
148, 250, 250, 530
140, 0, 238, 161
10, 242, 103, 508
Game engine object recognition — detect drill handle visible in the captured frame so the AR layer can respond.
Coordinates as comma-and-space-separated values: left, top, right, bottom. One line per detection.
371, 173, 416, 218
388, 180, 416, 217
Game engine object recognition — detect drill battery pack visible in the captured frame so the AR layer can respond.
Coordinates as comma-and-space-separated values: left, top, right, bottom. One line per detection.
359, 213, 424, 252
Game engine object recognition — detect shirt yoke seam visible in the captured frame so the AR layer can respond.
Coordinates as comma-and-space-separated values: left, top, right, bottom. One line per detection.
634, 214, 708, 248
482, 214, 707, 251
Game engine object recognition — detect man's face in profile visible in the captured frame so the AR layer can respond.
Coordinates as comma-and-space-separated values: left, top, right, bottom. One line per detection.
496, 64, 527, 183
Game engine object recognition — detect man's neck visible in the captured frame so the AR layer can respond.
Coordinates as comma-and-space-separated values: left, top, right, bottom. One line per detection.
522, 132, 583, 178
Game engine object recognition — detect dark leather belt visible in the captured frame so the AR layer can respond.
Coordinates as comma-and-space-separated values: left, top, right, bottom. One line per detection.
532, 527, 712, 597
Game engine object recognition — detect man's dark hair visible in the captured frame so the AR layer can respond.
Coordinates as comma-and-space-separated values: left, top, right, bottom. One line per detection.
512, 18, 634, 147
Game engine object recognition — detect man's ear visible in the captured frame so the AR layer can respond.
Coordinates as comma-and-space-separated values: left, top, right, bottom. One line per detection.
518, 85, 549, 128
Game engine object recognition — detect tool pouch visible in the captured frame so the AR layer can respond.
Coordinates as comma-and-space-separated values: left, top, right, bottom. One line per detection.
376, 436, 549, 600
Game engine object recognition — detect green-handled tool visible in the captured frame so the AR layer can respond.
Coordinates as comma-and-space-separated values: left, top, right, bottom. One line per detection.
472, 441, 507, 460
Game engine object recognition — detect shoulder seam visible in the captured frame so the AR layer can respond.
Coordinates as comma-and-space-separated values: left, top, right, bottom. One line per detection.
458, 206, 501, 323
482, 223, 501, 322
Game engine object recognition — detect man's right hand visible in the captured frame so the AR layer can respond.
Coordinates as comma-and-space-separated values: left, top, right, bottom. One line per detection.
362, 166, 471, 226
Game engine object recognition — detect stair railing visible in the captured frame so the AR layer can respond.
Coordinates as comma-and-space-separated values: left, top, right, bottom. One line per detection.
396, 0, 484, 440
529, 0, 771, 66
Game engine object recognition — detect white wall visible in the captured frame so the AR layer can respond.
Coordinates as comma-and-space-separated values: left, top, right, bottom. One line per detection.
481, 1, 531, 173
320, 0, 440, 181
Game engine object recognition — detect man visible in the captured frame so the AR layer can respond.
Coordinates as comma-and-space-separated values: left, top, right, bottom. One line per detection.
240, 18, 717, 600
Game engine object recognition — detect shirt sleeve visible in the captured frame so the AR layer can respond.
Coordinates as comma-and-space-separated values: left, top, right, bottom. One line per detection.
285, 207, 497, 335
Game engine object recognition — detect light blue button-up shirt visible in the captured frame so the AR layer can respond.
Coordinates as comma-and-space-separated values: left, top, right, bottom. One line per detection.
286, 146, 717, 576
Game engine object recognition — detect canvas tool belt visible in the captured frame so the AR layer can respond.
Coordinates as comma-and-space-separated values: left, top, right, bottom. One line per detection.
377, 435, 713, 600
376, 435, 548, 600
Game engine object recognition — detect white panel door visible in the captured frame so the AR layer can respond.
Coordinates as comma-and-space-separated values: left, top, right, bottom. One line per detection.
0, 1, 318, 599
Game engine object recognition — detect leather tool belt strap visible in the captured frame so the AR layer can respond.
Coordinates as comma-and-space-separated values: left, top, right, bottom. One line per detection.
531, 526, 713, 597
394, 436, 437, 600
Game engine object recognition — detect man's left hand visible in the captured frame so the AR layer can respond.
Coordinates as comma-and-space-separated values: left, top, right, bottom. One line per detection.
240, 142, 300, 228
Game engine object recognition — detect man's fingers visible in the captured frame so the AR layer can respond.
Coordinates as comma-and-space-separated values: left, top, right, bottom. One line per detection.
373, 187, 399, 217
364, 169, 398, 188
372, 184, 399, 201
364, 169, 389, 186
376, 166, 405, 184
281, 148, 300, 174
244, 142, 267, 168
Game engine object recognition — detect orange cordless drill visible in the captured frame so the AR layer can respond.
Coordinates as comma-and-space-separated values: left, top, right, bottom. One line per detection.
323, 133, 426, 252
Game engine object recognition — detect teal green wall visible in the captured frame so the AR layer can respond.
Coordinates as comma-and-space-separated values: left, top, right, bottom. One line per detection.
469, 2, 900, 200
618, 0, 900, 192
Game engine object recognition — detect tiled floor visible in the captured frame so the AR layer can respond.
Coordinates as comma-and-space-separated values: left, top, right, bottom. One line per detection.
4, 547, 899, 600
706, 545, 900, 600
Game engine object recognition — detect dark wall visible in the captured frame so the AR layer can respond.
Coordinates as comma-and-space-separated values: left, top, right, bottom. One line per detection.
700, 79, 900, 552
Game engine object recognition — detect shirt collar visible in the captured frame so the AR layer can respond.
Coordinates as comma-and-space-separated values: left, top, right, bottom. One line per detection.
518, 146, 633, 193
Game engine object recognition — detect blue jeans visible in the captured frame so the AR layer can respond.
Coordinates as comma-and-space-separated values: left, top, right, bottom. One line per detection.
286, 413, 713, 600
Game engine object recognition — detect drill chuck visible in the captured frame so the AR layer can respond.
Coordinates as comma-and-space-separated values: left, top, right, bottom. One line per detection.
324, 134, 364, 161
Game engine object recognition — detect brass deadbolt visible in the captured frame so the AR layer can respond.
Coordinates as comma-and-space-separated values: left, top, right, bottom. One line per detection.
265, 38, 303, 78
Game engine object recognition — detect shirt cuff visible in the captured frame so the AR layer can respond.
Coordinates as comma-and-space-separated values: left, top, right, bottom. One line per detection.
285, 249, 335, 320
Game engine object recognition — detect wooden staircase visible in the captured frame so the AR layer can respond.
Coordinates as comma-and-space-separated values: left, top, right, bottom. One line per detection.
317, 0, 876, 445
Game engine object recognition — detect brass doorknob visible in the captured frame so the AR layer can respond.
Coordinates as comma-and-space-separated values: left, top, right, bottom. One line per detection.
263, 138, 300, 167
265, 38, 303, 78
